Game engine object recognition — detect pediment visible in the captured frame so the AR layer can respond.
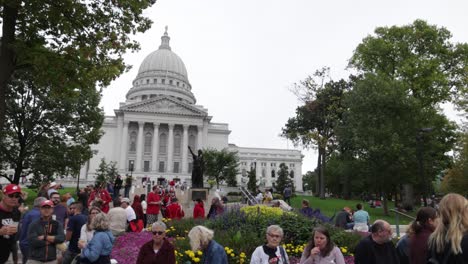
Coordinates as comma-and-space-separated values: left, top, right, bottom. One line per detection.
121, 97, 207, 117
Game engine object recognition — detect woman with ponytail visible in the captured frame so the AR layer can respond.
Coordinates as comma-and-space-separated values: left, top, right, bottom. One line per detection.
427, 193, 468, 264
407, 207, 437, 264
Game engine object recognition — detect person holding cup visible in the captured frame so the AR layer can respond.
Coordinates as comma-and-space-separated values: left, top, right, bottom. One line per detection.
0, 184, 22, 263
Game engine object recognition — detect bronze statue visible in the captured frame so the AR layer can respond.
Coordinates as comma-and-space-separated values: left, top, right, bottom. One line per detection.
188, 146, 204, 188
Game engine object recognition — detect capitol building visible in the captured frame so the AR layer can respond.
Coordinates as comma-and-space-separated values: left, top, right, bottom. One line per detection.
81, 29, 303, 191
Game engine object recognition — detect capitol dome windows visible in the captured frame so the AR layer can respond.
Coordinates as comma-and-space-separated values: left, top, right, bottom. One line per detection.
162, 79, 165, 84
142, 95, 148, 100
169, 80, 173, 85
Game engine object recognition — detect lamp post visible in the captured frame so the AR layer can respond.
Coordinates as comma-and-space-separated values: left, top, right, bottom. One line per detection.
417, 128, 433, 207
129, 160, 134, 177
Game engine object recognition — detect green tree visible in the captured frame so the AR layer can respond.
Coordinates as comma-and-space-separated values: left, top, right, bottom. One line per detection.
0, 0, 156, 132
95, 158, 108, 187
283, 69, 349, 199
273, 163, 292, 194
350, 19, 468, 110
337, 74, 456, 214
247, 168, 257, 193
441, 132, 468, 195
0, 69, 103, 184
202, 148, 239, 189
302, 171, 317, 192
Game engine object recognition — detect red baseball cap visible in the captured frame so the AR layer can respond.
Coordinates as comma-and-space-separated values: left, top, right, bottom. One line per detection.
40, 200, 54, 208
2, 184, 22, 195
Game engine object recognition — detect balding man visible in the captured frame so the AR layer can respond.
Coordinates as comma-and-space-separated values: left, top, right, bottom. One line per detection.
354, 220, 399, 264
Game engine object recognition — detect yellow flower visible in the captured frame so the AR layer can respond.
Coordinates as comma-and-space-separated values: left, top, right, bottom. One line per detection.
230, 253, 235, 257
197, 250, 203, 256
193, 257, 200, 263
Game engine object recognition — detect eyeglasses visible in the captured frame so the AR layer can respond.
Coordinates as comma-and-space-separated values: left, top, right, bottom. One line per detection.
152, 231, 165, 236
70, 207, 76, 210
90, 212, 99, 215
7, 193, 21, 199
267, 233, 281, 239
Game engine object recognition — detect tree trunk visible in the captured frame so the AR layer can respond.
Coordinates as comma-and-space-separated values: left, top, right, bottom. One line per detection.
0, 3, 19, 132
382, 192, 389, 216
319, 146, 326, 199
315, 153, 321, 197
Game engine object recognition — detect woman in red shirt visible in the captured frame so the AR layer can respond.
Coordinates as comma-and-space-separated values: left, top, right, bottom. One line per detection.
193, 198, 205, 219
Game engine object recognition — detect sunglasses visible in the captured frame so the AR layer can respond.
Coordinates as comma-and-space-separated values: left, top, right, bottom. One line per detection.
7, 193, 21, 198
152, 231, 165, 236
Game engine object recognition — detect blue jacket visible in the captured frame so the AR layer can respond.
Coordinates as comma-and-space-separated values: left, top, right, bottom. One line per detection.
82, 230, 115, 262
19, 208, 41, 248
202, 240, 228, 264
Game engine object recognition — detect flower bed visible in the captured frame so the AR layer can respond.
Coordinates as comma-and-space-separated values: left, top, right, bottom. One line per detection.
111, 207, 359, 263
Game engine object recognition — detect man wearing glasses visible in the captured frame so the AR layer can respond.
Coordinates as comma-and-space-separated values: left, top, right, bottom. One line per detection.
0, 184, 22, 263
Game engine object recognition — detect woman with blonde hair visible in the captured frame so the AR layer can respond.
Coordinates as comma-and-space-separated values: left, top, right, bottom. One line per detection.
427, 193, 468, 263
79, 206, 102, 244
188, 225, 228, 264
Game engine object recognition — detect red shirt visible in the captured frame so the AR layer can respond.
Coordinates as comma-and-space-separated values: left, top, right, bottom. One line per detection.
193, 203, 205, 219
147, 192, 161, 215
166, 203, 184, 220
88, 189, 112, 213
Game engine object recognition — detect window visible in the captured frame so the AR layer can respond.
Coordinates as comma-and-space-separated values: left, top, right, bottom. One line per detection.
177, 82, 180, 86
188, 135, 196, 152
169, 80, 173, 85
188, 162, 193, 173
154, 79, 157, 83
144, 161, 150, 172
271, 170, 276, 178
173, 162, 179, 173
142, 95, 147, 100
271, 163, 276, 167
183, 84, 185, 88
158, 161, 165, 172
128, 160, 135, 171
262, 169, 266, 178
144, 132, 152, 153
150, 94, 156, 98
146, 79, 149, 84
159, 133, 167, 154
290, 163, 295, 168
129, 131, 137, 152
289, 170, 295, 178
162, 79, 165, 84
174, 133, 181, 156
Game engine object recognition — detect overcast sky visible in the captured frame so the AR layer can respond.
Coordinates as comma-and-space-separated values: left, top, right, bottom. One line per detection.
101, 0, 468, 174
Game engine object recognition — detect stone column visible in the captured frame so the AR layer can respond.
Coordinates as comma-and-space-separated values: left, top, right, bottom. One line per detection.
197, 125, 203, 150
136, 121, 145, 171
151, 123, 159, 173
119, 121, 129, 170
167, 124, 174, 173
182, 125, 189, 174
266, 161, 272, 187
115, 116, 123, 162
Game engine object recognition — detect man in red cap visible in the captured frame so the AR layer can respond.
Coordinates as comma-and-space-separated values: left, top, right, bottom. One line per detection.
0, 184, 22, 263
28, 200, 65, 263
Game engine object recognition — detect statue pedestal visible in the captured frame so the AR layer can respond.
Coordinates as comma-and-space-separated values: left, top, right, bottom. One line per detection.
190, 188, 209, 201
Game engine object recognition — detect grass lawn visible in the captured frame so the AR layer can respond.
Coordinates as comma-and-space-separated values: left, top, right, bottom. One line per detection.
22, 187, 77, 207
291, 195, 416, 225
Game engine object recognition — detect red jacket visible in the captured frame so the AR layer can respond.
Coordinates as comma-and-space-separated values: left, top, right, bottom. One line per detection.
88, 189, 112, 213
166, 203, 184, 220
136, 239, 175, 264
193, 203, 205, 219
147, 192, 161, 215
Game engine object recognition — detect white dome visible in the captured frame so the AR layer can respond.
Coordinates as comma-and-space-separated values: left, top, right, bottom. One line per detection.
126, 27, 196, 104
137, 48, 188, 80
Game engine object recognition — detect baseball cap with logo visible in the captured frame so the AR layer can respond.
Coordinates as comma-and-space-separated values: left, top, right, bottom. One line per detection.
3, 184, 22, 195
40, 200, 54, 208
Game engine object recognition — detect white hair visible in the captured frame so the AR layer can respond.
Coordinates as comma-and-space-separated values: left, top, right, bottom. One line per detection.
152, 221, 167, 231
188, 225, 214, 251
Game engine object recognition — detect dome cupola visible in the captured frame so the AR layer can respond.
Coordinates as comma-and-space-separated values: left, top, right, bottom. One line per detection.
126, 26, 196, 104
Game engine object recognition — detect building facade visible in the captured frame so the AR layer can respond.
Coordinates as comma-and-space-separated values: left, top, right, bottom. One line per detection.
81, 29, 303, 191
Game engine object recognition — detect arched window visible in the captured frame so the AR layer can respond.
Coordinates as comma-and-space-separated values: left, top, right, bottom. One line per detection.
174, 133, 181, 156
159, 133, 167, 154
271, 170, 276, 178
144, 132, 152, 153
188, 135, 196, 153
262, 169, 266, 178
129, 131, 137, 152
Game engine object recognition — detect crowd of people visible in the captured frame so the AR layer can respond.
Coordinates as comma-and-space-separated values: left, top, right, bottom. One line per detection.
2, 181, 467, 264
